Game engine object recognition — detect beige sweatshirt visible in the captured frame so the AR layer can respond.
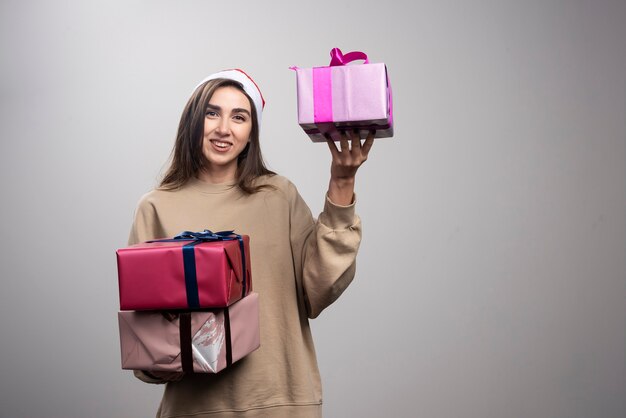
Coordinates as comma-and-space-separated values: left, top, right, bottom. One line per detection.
127, 174, 361, 418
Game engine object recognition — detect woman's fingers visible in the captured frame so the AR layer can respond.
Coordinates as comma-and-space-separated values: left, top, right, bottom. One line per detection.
350, 129, 361, 153
362, 130, 375, 158
327, 129, 375, 164
339, 130, 350, 154
325, 128, 375, 180
149, 371, 185, 382
325, 133, 340, 159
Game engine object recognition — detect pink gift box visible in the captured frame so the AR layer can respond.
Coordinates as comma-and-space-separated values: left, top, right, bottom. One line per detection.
117, 231, 252, 310
292, 48, 393, 142
118, 292, 260, 374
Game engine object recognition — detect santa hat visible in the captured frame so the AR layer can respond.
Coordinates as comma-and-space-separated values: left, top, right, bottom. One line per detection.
194, 69, 265, 129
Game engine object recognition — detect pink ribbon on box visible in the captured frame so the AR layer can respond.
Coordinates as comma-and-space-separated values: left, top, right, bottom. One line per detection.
312, 48, 369, 124
312, 67, 333, 123
329, 48, 369, 66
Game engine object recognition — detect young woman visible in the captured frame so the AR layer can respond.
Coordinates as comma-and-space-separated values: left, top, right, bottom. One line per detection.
127, 69, 373, 418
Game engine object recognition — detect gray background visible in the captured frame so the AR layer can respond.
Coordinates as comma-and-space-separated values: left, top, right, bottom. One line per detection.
1, 0, 624, 417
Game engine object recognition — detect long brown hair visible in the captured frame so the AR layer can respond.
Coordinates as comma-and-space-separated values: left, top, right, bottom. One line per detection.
159, 78, 275, 193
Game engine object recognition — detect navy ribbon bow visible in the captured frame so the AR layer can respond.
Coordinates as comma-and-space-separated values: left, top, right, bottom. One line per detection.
149, 229, 247, 309
173, 230, 236, 241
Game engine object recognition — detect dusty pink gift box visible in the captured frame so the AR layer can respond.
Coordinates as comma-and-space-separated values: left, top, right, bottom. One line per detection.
292, 48, 393, 142
118, 292, 260, 374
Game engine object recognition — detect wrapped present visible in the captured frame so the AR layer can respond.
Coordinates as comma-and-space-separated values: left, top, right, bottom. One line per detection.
118, 292, 260, 373
291, 47, 393, 142
117, 230, 251, 310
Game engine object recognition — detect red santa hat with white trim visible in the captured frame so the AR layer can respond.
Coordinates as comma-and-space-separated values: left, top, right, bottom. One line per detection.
194, 69, 265, 129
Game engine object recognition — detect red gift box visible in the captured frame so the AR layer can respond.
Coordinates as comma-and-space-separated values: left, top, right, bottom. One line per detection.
117, 231, 252, 310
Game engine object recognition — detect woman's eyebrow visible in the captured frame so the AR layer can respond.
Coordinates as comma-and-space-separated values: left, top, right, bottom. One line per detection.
206, 104, 250, 116
232, 108, 251, 116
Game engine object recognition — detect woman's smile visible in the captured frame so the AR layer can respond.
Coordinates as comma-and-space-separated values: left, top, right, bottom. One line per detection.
210, 139, 234, 151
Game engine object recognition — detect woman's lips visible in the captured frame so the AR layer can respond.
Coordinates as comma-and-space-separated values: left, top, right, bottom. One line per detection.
210, 139, 233, 152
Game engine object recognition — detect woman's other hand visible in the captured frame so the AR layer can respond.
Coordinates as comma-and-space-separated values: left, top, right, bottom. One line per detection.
147, 371, 185, 382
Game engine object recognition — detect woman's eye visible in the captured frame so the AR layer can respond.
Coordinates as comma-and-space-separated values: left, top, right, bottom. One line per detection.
233, 115, 247, 122
206, 111, 218, 117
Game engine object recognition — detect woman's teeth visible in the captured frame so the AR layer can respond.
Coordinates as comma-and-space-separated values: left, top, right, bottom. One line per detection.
212, 140, 231, 148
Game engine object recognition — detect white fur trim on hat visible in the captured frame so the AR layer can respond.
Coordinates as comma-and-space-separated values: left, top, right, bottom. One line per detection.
193, 69, 265, 129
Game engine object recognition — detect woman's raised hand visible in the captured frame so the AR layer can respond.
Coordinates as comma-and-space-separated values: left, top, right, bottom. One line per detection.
325, 129, 374, 206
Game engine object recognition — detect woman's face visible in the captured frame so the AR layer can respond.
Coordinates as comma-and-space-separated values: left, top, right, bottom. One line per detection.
201, 86, 253, 177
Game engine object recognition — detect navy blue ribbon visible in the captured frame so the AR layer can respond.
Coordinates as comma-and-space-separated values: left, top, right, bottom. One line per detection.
148, 230, 247, 309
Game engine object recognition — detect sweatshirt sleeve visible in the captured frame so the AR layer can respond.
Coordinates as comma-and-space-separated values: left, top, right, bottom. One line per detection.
289, 182, 362, 319
126, 194, 169, 385
127, 193, 166, 246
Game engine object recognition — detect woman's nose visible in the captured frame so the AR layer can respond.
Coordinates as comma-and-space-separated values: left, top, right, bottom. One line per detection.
215, 118, 230, 135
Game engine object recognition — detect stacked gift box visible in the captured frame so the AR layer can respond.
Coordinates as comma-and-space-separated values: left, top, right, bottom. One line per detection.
116, 230, 260, 374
